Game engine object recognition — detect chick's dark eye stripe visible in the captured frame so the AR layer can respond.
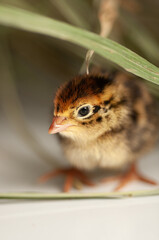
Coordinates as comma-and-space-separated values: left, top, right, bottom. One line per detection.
110, 98, 127, 109
93, 105, 101, 113
104, 100, 110, 105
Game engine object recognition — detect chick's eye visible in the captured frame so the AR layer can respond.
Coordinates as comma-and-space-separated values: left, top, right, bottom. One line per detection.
78, 106, 90, 117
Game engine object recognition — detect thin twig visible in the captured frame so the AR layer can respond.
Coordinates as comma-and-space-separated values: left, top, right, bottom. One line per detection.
0, 189, 159, 200
81, 0, 118, 74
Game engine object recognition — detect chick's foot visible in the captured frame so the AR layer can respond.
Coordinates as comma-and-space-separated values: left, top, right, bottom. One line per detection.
101, 163, 158, 191
38, 167, 94, 192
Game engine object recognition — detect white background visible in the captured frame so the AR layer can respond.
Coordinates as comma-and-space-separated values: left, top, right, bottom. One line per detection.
0, 116, 159, 240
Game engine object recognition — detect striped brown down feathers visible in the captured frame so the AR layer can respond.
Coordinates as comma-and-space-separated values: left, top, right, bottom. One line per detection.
53, 72, 159, 170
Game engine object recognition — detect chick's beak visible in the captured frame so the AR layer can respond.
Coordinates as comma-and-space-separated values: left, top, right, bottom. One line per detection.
48, 116, 73, 134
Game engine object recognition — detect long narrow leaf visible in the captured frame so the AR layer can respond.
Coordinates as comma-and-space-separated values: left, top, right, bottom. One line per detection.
0, 4, 159, 85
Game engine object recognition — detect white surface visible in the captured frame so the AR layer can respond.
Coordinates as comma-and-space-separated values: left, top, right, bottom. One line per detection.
0, 118, 159, 240
1, 197, 159, 240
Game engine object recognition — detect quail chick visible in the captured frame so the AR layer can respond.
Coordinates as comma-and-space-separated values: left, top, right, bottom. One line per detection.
40, 72, 159, 192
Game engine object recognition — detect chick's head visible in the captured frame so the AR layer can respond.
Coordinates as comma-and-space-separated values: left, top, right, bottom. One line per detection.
49, 74, 130, 141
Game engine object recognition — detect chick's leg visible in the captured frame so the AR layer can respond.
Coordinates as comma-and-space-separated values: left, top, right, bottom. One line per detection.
115, 163, 157, 191
101, 163, 157, 191
38, 167, 94, 192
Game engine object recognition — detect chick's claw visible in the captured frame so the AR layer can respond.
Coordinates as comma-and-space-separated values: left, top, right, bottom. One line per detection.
38, 167, 95, 192
101, 163, 158, 191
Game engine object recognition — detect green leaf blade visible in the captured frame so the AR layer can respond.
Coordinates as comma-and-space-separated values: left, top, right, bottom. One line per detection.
0, 4, 159, 84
